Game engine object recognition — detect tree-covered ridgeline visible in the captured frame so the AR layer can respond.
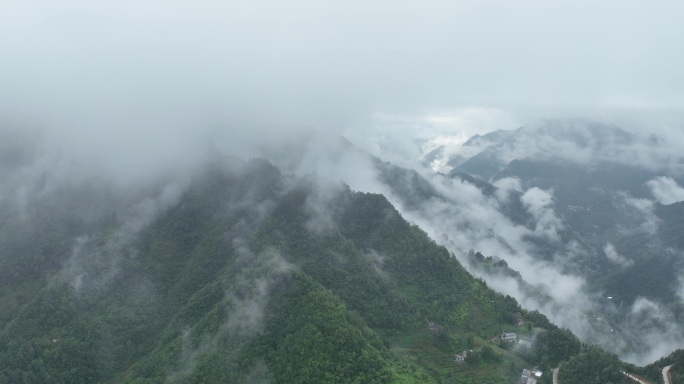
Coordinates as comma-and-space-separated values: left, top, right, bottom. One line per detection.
0, 157, 676, 383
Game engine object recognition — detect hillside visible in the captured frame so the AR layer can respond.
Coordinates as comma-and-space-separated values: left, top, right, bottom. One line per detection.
0, 154, 645, 383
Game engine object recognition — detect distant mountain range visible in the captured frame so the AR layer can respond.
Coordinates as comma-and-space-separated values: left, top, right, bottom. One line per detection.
414, 120, 684, 363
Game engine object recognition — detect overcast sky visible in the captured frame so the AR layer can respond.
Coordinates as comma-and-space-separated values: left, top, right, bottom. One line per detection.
2, 0, 684, 138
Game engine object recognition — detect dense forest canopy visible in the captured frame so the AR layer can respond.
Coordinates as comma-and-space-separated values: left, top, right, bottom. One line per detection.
0, 154, 679, 383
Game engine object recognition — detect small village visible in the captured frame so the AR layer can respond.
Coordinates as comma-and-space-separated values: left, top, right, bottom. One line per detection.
424, 313, 548, 384
423, 315, 672, 384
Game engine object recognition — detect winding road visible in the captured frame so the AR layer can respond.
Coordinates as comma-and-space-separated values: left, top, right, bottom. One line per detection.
662, 365, 673, 384
622, 371, 652, 384
554, 364, 673, 384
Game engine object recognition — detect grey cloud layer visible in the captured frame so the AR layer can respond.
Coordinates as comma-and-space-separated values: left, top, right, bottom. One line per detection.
3, 0, 684, 130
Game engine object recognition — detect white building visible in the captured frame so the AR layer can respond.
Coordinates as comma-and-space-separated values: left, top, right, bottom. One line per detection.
501, 332, 518, 342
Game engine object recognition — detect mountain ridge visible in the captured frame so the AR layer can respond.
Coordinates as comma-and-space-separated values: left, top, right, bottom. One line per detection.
1, 153, 668, 383
1, 124, 682, 382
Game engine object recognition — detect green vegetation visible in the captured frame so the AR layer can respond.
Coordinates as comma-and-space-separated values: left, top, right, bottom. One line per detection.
638, 348, 684, 384
558, 345, 625, 384
0, 157, 671, 383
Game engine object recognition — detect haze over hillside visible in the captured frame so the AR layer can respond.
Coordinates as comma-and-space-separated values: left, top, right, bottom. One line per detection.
2, 0, 684, 382
258, 121, 684, 365
4, 124, 684, 383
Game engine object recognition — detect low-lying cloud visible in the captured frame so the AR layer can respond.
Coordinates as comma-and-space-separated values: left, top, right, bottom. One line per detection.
521, 187, 564, 241
647, 176, 684, 205
603, 242, 635, 268
310, 116, 683, 365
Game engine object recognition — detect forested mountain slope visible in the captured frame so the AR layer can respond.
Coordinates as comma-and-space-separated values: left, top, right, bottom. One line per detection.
0, 155, 679, 383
